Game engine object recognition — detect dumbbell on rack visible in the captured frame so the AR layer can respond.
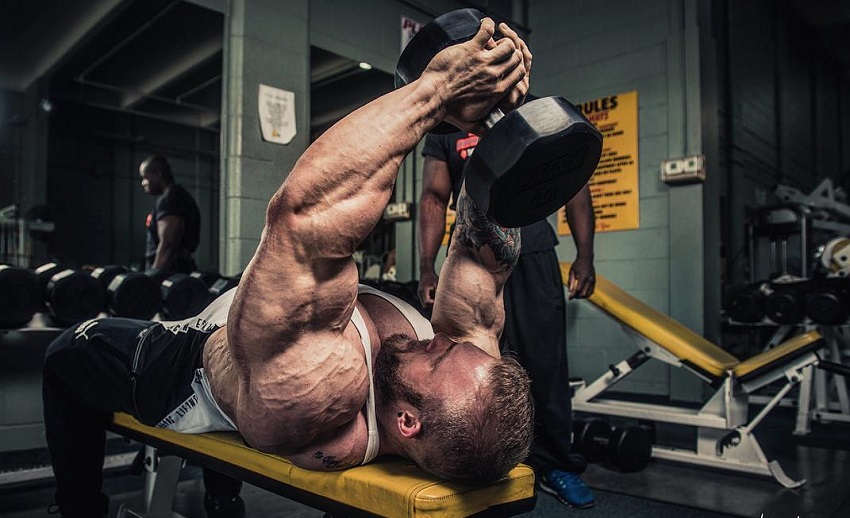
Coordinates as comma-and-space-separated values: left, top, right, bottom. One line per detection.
763, 285, 805, 325
572, 417, 654, 472
146, 270, 211, 320
0, 265, 41, 328
190, 271, 224, 289
803, 277, 850, 325
724, 282, 768, 323
35, 262, 104, 327
1, 262, 109, 328
192, 270, 241, 300
209, 272, 241, 300
92, 266, 162, 320
1, 260, 231, 328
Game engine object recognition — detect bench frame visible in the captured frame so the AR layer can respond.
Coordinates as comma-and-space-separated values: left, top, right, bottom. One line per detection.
562, 262, 824, 488
572, 323, 819, 488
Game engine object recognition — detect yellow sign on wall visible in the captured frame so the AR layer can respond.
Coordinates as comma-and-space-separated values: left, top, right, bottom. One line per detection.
559, 90, 639, 235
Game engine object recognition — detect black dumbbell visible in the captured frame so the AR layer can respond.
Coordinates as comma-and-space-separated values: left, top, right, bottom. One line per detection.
572, 417, 612, 462
764, 286, 805, 324
573, 417, 653, 472
35, 262, 66, 303
395, 8, 602, 228
724, 283, 768, 323
0, 265, 41, 328
209, 273, 241, 299
107, 272, 163, 320
34, 263, 104, 327
147, 271, 211, 320
804, 279, 850, 325
191, 271, 223, 289
91, 265, 128, 308
608, 424, 654, 473
92, 265, 163, 320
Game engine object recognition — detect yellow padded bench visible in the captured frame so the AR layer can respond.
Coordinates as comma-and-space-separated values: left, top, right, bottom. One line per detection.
581, 266, 740, 378
560, 262, 824, 488
108, 412, 536, 518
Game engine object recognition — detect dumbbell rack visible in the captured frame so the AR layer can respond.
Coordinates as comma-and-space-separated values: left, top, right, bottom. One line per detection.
729, 183, 850, 435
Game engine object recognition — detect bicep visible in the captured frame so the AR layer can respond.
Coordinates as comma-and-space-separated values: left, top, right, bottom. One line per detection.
156, 215, 184, 246
421, 157, 452, 204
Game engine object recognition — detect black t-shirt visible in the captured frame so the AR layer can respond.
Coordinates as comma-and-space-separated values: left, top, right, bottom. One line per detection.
421, 131, 558, 254
145, 184, 201, 271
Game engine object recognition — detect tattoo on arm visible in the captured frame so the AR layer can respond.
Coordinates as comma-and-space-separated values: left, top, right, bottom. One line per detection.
453, 183, 520, 272
312, 451, 358, 470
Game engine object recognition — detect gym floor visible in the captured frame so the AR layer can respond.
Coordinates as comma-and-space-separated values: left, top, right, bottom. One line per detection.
1, 406, 848, 518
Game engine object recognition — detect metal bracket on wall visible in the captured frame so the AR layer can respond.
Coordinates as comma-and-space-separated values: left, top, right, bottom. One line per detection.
661, 155, 706, 185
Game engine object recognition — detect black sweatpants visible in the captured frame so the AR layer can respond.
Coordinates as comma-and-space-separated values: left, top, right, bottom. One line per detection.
500, 249, 587, 475
43, 318, 241, 518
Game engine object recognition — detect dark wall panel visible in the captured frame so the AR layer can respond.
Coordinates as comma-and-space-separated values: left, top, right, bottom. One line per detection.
46, 102, 219, 271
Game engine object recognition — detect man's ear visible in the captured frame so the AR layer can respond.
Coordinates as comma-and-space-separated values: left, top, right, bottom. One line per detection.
397, 409, 422, 438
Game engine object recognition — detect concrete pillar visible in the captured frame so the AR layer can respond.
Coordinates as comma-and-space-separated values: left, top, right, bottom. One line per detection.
220, 0, 310, 275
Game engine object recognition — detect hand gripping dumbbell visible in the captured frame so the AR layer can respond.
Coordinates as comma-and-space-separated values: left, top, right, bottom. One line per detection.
395, 8, 603, 228
572, 417, 654, 473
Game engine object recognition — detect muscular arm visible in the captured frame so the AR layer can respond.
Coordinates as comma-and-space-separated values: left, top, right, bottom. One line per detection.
417, 156, 452, 307
430, 183, 520, 357
565, 184, 596, 298
223, 19, 526, 449
153, 215, 184, 270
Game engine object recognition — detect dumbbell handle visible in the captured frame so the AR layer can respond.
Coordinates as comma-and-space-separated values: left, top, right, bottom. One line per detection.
482, 108, 505, 129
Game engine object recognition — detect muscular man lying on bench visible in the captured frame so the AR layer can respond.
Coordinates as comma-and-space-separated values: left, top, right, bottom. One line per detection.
43, 17, 535, 518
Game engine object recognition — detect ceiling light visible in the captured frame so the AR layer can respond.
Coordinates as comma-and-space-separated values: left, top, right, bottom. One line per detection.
358, 62, 372, 70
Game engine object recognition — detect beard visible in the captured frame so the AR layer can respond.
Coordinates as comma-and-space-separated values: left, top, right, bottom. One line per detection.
374, 333, 425, 408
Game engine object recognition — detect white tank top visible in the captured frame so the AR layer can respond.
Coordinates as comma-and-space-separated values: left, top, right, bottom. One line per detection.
353, 284, 435, 463
159, 285, 434, 465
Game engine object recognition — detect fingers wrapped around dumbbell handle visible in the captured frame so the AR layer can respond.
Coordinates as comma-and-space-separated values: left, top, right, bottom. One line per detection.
396, 8, 602, 227
395, 8, 516, 135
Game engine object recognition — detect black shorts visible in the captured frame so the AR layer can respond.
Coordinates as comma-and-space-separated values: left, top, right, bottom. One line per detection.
45, 317, 213, 426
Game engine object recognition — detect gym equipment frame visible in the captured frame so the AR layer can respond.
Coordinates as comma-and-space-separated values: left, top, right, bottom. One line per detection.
561, 263, 825, 488
793, 325, 850, 435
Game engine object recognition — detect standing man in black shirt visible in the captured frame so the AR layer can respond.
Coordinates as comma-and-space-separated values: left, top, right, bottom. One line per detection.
140, 155, 201, 274
139, 155, 244, 517
418, 129, 597, 509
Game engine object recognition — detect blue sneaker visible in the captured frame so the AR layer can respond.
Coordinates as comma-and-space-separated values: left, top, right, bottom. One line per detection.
539, 470, 595, 509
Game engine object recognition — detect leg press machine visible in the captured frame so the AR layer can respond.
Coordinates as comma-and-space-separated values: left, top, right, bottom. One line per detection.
560, 262, 827, 488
